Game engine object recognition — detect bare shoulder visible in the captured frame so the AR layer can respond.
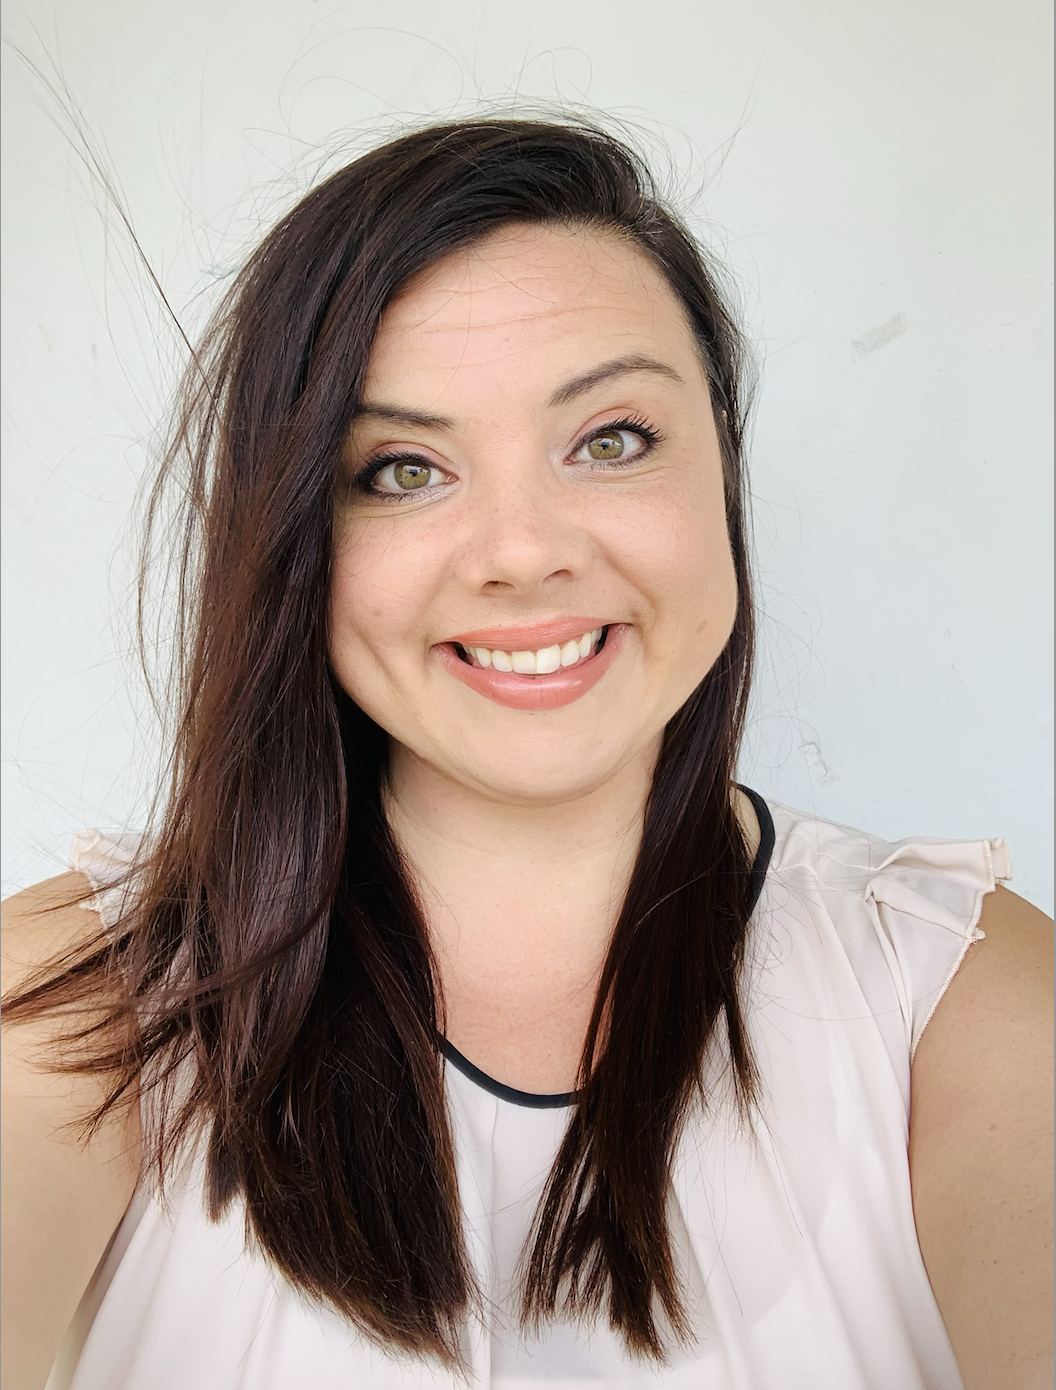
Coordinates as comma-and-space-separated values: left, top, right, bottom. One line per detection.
910, 885, 1054, 1390
1, 873, 142, 1390
2, 871, 105, 992
912, 885, 1052, 1102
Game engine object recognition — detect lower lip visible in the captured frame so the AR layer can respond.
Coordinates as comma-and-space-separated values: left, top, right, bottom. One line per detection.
435, 626, 624, 711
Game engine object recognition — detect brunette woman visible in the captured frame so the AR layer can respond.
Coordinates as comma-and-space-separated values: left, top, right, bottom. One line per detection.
2, 119, 1051, 1390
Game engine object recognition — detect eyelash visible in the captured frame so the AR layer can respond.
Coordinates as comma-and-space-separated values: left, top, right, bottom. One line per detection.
350, 414, 664, 501
351, 450, 434, 499
572, 414, 664, 467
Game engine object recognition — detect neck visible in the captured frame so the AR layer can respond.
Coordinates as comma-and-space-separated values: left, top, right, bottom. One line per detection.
383, 742, 659, 1091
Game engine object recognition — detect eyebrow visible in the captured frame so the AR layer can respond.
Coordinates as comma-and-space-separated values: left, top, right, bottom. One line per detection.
546, 354, 685, 407
353, 354, 685, 432
353, 403, 455, 430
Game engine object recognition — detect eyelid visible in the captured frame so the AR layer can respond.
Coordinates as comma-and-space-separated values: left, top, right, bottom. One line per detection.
358, 440, 446, 469
569, 414, 663, 463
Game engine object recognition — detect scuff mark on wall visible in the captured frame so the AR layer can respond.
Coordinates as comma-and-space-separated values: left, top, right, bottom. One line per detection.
852, 312, 908, 358
800, 740, 840, 786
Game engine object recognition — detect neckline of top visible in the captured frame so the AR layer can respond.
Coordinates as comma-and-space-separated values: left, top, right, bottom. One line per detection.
443, 787, 777, 1110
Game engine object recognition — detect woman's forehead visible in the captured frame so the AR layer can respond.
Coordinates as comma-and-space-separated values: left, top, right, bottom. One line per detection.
365, 224, 701, 402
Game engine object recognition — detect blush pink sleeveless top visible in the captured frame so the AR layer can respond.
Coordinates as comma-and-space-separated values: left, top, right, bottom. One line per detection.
48, 798, 1010, 1390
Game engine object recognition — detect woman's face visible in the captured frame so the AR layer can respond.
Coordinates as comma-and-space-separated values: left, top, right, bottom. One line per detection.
330, 224, 737, 806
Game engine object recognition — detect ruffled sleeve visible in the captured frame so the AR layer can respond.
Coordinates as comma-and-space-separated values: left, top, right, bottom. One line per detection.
862, 834, 1012, 1057
767, 806, 1013, 1069
69, 830, 145, 932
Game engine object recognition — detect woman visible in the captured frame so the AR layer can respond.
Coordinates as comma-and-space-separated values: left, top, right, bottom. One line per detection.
1, 118, 1051, 1390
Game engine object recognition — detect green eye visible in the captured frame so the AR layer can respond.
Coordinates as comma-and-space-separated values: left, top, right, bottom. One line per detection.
393, 462, 432, 490
587, 431, 625, 460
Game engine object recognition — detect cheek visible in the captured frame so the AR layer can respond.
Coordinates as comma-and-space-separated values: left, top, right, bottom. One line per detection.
608, 479, 737, 660
327, 520, 424, 696
680, 500, 738, 643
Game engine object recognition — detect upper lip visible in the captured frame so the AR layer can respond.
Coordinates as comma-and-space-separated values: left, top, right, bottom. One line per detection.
445, 618, 612, 650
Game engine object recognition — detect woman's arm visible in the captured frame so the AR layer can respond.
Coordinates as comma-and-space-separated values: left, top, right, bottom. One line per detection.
910, 884, 1054, 1390
1, 874, 141, 1390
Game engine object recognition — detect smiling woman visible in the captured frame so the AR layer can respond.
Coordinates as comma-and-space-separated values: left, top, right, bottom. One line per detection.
1, 119, 1051, 1390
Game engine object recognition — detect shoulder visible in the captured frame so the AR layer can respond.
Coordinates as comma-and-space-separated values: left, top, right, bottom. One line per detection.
2, 866, 141, 1106
2, 831, 147, 1001
910, 882, 1052, 1176
2, 873, 142, 1390
910, 884, 1052, 1159
2, 871, 104, 995
910, 885, 1053, 1387
1, 864, 143, 1163
917, 883, 1053, 1045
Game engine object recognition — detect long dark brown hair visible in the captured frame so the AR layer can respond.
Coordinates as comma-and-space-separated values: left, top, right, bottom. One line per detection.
4, 118, 758, 1367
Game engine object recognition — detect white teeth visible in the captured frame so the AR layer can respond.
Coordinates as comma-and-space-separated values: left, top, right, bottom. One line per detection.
462, 627, 606, 675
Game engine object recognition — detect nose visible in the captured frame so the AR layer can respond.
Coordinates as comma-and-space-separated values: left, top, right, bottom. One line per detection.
457, 464, 593, 595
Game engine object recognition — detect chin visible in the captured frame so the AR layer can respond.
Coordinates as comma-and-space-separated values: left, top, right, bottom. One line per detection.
446, 734, 655, 807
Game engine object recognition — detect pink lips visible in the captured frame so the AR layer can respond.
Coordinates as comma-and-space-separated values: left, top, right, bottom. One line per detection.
436, 622, 622, 711
447, 617, 610, 649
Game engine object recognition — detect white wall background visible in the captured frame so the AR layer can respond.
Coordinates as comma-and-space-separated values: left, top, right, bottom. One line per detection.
2, 0, 1052, 911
